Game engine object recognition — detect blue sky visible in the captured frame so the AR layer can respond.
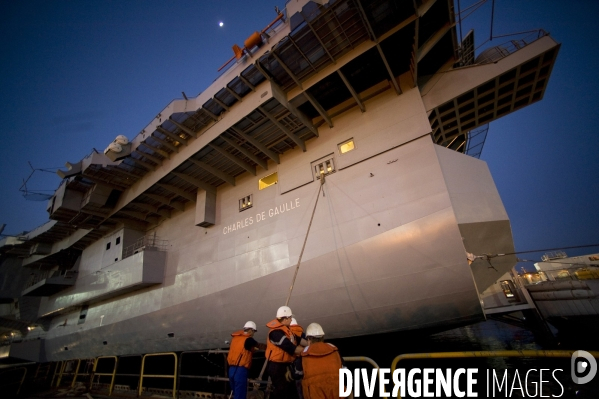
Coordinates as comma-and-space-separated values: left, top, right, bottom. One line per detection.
1, 0, 598, 266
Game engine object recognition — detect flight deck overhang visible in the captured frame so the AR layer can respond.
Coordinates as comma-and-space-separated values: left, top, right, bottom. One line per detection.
42, 0, 439, 238
28, 0, 559, 261
424, 34, 560, 150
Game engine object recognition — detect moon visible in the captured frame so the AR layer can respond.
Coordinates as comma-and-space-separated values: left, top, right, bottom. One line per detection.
219, 22, 224, 27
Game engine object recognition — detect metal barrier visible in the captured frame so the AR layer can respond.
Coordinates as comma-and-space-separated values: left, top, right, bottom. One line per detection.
178, 349, 269, 398
343, 356, 387, 399
0, 366, 27, 396
139, 352, 178, 398
51, 360, 65, 387
91, 356, 118, 396
122, 234, 169, 259
71, 358, 95, 387
390, 350, 599, 399
107, 354, 142, 396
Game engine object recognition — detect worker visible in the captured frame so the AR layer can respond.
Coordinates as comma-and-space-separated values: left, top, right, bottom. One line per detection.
265, 306, 305, 399
227, 321, 266, 399
294, 323, 348, 399
290, 318, 306, 399
290, 318, 306, 340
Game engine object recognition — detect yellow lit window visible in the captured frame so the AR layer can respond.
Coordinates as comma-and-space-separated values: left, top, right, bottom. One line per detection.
338, 139, 355, 154
239, 195, 253, 212
259, 172, 278, 190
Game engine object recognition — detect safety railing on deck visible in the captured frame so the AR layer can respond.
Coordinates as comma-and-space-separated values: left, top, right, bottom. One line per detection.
50, 361, 64, 388
56, 349, 599, 398
343, 356, 387, 399
390, 350, 599, 399
516, 265, 599, 287
122, 235, 169, 260
111, 354, 142, 396
53, 358, 94, 389
25, 269, 77, 289
139, 352, 178, 399
474, 29, 549, 65
0, 367, 27, 396
179, 349, 267, 398
91, 356, 118, 396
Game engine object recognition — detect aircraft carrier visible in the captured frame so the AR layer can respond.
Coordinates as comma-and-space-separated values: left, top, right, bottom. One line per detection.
0, 0, 560, 369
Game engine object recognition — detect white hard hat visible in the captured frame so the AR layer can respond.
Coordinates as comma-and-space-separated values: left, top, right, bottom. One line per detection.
276, 306, 293, 318
244, 321, 257, 331
291, 318, 298, 326
306, 323, 325, 338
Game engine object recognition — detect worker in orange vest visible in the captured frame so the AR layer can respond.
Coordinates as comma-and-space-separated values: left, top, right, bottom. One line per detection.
290, 318, 306, 399
290, 318, 306, 340
227, 321, 266, 399
265, 306, 306, 399
294, 323, 349, 399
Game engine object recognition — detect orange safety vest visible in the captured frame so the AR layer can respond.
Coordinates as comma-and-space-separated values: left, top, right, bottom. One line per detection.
265, 319, 296, 363
227, 330, 254, 369
290, 324, 304, 339
300, 342, 343, 399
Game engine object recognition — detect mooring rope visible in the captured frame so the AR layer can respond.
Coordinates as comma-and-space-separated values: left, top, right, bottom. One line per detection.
285, 176, 326, 306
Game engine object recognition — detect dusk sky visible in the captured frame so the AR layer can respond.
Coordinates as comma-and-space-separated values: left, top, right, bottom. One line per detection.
1, 0, 598, 267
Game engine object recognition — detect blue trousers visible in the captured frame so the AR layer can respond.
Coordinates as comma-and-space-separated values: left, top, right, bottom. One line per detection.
229, 365, 249, 399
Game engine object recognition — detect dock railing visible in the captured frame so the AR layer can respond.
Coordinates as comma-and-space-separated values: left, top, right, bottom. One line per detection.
0, 366, 27, 396
91, 356, 118, 396
139, 352, 178, 399
343, 356, 387, 399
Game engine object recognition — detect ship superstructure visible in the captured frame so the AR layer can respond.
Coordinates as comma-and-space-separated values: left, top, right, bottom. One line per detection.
0, 0, 559, 363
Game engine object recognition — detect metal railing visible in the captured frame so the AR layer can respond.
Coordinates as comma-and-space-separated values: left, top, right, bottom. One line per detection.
139, 352, 178, 398
0, 367, 27, 396
50, 361, 64, 388
516, 265, 599, 286
91, 356, 118, 396
343, 356, 387, 399
474, 29, 549, 65
25, 269, 77, 289
122, 235, 168, 259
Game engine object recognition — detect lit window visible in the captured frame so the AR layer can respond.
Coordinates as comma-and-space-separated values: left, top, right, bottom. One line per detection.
499, 281, 514, 298
239, 195, 253, 212
338, 139, 355, 154
259, 172, 278, 190
311, 156, 336, 180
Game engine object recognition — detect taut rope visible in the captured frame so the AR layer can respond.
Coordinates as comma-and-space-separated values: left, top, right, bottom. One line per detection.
285, 175, 326, 306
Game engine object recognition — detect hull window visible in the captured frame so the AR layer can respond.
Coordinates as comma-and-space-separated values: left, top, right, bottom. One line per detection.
239, 194, 253, 211
78, 305, 89, 325
338, 138, 355, 154
259, 172, 278, 190
312, 155, 336, 180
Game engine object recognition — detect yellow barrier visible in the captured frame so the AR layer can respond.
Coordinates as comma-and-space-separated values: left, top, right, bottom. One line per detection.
390, 350, 599, 399
92, 356, 118, 396
50, 361, 63, 388
55, 360, 68, 387
139, 352, 178, 399
0, 367, 27, 396
70, 358, 94, 388
343, 356, 387, 399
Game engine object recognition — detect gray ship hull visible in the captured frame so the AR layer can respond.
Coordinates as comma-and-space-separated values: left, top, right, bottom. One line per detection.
0, 0, 559, 364
42, 135, 499, 361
